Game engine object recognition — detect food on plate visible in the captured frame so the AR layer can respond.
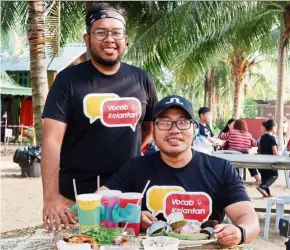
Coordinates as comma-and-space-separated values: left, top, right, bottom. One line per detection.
147, 219, 217, 241
200, 220, 219, 229
179, 223, 199, 235
84, 226, 134, 245
200, 227, 215, 238
63, 234, 96, 244
163, 231, 209, 241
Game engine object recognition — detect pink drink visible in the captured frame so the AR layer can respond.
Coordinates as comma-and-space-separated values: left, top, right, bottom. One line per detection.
119, 193, 142, 236
98, 190, 121, 229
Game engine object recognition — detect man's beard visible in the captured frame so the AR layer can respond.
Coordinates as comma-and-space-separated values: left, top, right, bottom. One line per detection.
88, 41, 122, 67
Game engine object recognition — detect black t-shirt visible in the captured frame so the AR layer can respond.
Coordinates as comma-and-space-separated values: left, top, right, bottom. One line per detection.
259, 133, 278, 155
199, 123, 214, 138
105, 150, 250, 223
42, 60, 158, 200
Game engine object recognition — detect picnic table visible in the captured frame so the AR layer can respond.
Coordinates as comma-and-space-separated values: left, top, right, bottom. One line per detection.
213, 153, 290, 170
213, 153, 290, 189
0, 225, 254, 250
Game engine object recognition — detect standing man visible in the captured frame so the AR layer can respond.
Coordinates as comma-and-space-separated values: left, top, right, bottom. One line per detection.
41, 2, 157, 231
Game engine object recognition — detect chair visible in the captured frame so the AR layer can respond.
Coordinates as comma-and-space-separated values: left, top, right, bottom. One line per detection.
213, 150, 244, 179
281, 147, 290, 188
263, 196, 290, 240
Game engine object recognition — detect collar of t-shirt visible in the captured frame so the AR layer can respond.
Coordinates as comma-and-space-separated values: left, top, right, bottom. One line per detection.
158, 149, 196, 172
88, 60, 124, 78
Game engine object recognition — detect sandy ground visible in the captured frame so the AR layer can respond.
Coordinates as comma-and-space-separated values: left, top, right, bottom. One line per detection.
1, 152, 289, 249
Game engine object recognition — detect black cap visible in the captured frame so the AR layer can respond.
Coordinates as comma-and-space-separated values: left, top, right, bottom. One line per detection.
153, 95, 194, 120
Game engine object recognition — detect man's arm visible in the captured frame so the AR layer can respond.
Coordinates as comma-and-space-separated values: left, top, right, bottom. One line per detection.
41, 118, 75, 231
225, 201, 259, 242
42, 118, 66, 201
141, 122, 153, 149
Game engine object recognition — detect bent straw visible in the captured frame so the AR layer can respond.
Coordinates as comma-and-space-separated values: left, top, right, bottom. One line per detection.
123, 180, 151, 232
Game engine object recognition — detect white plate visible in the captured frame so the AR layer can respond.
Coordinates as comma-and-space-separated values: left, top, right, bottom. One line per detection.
179, 238, 217, 247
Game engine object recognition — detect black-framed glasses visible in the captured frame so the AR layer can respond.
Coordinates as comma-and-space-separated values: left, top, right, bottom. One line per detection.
91, 28, 126, 40
154, 120, 194, 131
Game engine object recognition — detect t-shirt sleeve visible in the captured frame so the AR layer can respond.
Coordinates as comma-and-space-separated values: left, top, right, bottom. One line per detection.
220, 161, 250, 208
199, 124, 205, 136
104, 161, 134, 192
219, 131, 230, 140
250, 136, 257, 147
42, 73, 71, 123
143, 73, 158, 122
270, 136, 278, 147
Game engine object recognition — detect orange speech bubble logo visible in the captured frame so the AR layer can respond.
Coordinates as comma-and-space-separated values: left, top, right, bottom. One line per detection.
146, 186, 185, 216
101, 97, 141, 132
83, 93, 119, 124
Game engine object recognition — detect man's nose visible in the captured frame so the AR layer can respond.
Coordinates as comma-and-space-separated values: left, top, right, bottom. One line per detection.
169, 123, 181, 133
104, 31, 115, 42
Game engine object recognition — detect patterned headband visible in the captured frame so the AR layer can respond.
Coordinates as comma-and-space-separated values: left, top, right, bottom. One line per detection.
87, 9, 126, 28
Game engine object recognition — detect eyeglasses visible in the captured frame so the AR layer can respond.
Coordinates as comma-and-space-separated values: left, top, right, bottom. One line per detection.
154, 120, 194, 131
91, 28, 126, 40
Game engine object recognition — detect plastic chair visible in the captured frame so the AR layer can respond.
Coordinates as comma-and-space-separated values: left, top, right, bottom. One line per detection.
263, 196, 290, 240
281, 147, 290, 188
213, 150, 244, 179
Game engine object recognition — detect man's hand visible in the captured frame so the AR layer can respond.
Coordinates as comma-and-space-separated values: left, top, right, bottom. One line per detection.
43, 196, 76, 231
141, 211, 157, 230
214, 224, 242, 247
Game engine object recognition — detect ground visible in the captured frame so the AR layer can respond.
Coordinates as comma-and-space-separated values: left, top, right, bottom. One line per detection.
0, 153, 289, 249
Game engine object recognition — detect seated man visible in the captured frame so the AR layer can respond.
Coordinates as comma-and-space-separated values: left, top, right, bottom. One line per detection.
100, 95, 259, 248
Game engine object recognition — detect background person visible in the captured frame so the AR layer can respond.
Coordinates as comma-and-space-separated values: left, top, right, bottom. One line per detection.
219, 119, 261, 184
256, 119, 279, 197
218, 118, 236, 150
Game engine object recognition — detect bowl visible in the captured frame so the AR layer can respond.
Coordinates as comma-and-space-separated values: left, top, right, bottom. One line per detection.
142, 236, 180, 250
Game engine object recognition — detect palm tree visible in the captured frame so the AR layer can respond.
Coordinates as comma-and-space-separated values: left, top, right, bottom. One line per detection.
272, 2, 290, 147
1, 1, 85, 145
1, 1, 166, 144
27, 1, 48, 144
125, 1, 289, 144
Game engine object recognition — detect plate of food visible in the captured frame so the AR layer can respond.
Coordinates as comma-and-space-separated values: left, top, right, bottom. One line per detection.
145, 213, 218, 247
54, 226, 138, 250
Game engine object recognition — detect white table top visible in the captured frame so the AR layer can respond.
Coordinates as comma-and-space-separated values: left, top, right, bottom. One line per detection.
213, 153, 290, 170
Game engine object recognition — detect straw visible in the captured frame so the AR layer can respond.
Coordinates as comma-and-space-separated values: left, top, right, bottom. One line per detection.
73, 178, 78, 201
97, 175, 100, 191
123, 180, 151, 232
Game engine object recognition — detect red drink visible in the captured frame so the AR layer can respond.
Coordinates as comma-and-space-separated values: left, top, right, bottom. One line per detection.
119, 192, 142, 236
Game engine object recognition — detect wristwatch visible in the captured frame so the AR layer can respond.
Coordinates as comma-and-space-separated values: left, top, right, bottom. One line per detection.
236, 225, 246, 245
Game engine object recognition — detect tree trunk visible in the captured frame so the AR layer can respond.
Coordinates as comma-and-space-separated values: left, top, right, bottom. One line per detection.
275, 5, 290, 148
27, 1, 49, 146
204, 68, 215, 126
230, 50, 247, 119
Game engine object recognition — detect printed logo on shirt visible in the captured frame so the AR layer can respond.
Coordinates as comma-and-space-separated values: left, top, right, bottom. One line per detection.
83, 93, 142, 131
204, 127, 211, 138
146, 186, 185, 216
163, 191, 212, 222
146, 185, 212, 222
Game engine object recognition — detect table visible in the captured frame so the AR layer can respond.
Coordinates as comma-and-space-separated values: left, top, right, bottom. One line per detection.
213, 154, 290, 170
213, 153, 290, 189
0, 225, 253, 250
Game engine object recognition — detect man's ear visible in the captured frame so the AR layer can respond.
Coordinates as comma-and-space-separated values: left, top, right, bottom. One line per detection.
124, 35, 129, 46
83, 33, 90, 48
